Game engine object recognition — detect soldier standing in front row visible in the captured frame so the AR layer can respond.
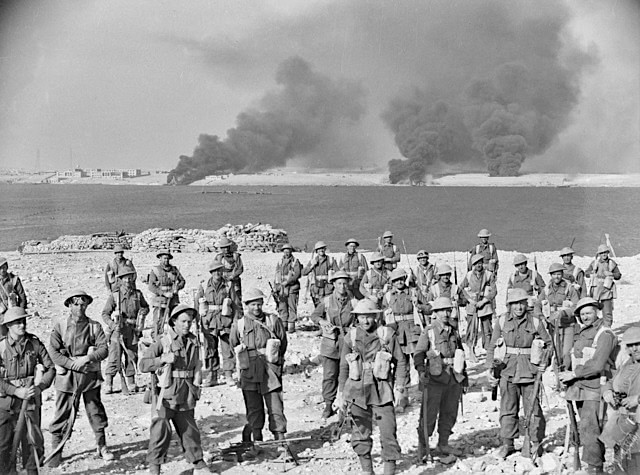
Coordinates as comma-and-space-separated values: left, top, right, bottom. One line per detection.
339, 238, 368, 300
336, 299, 406, 475
415, 297, 466, 464
585, 244, 621, 328
359, 253, 389, 308
216, 237, 244, 306
558, 297, 618, 475
0, 256, 27, 338
0, 307, 56, 475
196, 260, 239, 386
102, 265, 149, 394
560, 247, 586, 298
486, 288, 551, 459
310, 271, 358, 419
274, 244, 302, 333
230, 289, 290, 456
47, 290, 113, 467
468, 228, 499, 274
302, 241, 338, 308
148, 251, 185, 341
140, 304, 209, 475
104, 245, 136, 293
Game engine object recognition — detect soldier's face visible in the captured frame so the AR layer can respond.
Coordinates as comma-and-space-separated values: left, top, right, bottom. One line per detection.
346, 244, 357, 254
598, 251, 609, 262
317, 248, 326, 257
628, 342, 640, 363
0, 264, 7, 277
418, 257, 428, 266
160, 256, 170, 266
7, 318, 26, 339
221, 246, 231, 255
358, 313, 376, 331
211, 269, 222, 282
562, 254, 573, 265
283, 249, 292, 258
372, 261, 383, 270
334, 279, 349, 295
115, 252, 124, 259
511, 300, 527, 317
551, 271, 563, 285
473, 261, 484, 272
69, 297, 89, 317
174, 313, 193, 336
579, 306, 598, 326
246, 300, 263, 316
435, 308, 452, 325
440, 274, 451, 284
516, 263, 527, 273
120, 275, 133, 290
392, 279, 405, 290
480, 237, 489, 244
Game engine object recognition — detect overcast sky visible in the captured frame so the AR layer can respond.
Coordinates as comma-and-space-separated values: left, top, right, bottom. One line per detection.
0, 0, 638, 172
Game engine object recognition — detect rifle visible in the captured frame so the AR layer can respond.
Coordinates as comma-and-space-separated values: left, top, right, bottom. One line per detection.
193, 289, 207, 374
533, 254, 540, 299
330, 399, 363, 442
401, 240, 417, 285
491, 363, 502, 401
303, 250, 315, 304
220, 436, 311, 464
9, 377, 34, 469
417, 383, 431, 464
116, 290, 129, 395
605, 233, 616, 258
522, 348, 549, 461
268, 282, 281, 306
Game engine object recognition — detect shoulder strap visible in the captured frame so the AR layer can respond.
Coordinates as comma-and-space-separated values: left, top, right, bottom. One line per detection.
324, 295, 331, 309
531, 269, 537, 286
592, 326, 615, 349
499, 314, 506, 329
350, 327, 358, 347
532, 316, 540, 329
489, 244, 495, 254
428, 328, 436, 348
237, 318, 245, 343
572, 265, 580, 279
0, 338, 6, 358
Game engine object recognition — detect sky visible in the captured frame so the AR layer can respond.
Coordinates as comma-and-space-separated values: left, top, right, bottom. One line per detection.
0, 0, 638, 173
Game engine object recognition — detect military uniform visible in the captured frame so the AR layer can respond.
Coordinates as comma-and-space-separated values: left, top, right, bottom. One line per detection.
0, 264, 27, 338
426, 279, 463, 327
311, 289, 357, 415
561, 310, 617, 471
585, 249, 621, 327
302, 250, 338, 307
274, 248, 302, 330
468, 229, 499, 273
339, 248, 368, 300
414, 315, 467, 456
104, 248, 136, 293
460, 264, 497, 351
338, 314, 406, 475
414, 263, 436, 297
147, 258, 185, 341
507, 266, 546, 303
139, 305, 207, 474
101, 285, 149, 390
48, 292, 111, 463
196, 275, 239, 383
229, 304, 288, 441
486, 293, 551, 455
216, 249, 244, 305
0, 310, 55, 474
378, 244, 400, 269
359, 265, 389, 307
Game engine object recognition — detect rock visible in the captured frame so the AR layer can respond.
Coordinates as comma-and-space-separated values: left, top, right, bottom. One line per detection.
514, 455, 535, 472
539, 453, 560, 473
472, 459, 487, 471
483, 464, 502, 473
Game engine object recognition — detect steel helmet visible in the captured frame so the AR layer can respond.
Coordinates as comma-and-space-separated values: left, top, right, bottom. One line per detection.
437, 264, 453, 275
506, 288, 529, 304
548, 263, 565, 274
477, 229, 491, 238
431, 297, 453, 311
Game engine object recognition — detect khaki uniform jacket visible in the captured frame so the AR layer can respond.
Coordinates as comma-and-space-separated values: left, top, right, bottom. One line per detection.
148, 265, 185, 308
104, 256, 136, 292
378, 243, 400, 265
507, 268, 546, 297
0, 333, 55, 411
275, 256, 302, 294
101, 288, 149, 345
302, 256, 338, 297
359, 268, 389, 301
310, 293, 357, 359
196, 279, 239, 331
562, 263, 587, 297
338, 325, 406, 410
414, 320, 467, 386
533, 280, 579, 327
585, 258, 622, 301
382, 288, 428, 352
0, 273, 27, 313
604, 360, 640, 452
339, 252, 368, 287
216, 252, 244, 283
413, 263, 436, 296
460, 270, 496, 316
468, 242, 498, 271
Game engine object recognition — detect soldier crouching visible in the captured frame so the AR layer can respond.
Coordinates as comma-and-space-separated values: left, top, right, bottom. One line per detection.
140, 304, 208, 475
336, 299, 406, 475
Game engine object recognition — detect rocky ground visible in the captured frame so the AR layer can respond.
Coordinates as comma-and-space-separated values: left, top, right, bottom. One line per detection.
3, 249, 640, 474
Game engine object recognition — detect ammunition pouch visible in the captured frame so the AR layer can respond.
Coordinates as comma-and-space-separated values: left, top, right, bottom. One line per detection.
373, 351, 392, 380
346, 353, 361, 381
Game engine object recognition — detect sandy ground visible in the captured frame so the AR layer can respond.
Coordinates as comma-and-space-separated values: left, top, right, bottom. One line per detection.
2, 248, 639, 474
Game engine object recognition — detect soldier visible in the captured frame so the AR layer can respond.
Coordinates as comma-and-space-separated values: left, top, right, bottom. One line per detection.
104, 245, 136, 293
585, 244, 621, 327
101, 265, 149, 394
377, 231, 400, 270
336, 299, 406, 475
414, 297, 466, 464
302, 241, 338, 308
216, 236, 244, 305
600, 327, 640, 473
558, 297, 618, 475
339, 238, 368, 300
468, 228, 499, 274
382, 268, 429, 412
534, 263, 579, 368
0, 256, 27, 338
506, 254, 546, 306
359, 252, 389, 308
460, 254, 497, 355
274, 243, 302, 333
47, 290, 113, 467
426, 264, 463, 328
196, 260, 239, 386
412, 250, 436, 299
310, 271, 358, 419
486, 288, 551, 458
147, 251, 185, 341
0, 307, 55, 475
140, 304, 209, 475
229, 289, 289, 454
560, 247, 586, 298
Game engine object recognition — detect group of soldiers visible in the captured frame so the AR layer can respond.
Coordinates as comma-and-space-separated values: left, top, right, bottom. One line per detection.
0, 227, 635, 474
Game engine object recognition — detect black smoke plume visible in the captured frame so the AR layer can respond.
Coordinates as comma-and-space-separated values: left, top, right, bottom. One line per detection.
168, 56, 366, 184
382, 2, 596, 182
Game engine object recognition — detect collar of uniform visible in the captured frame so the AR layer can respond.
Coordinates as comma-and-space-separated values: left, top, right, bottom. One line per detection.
392, 288, 408, 296
579, 317, 602, 333
472, 270, 484, 279
335, 294, 349, 305
550, 280, 566, 291
161, 265, 173, 271
506, 310, 533, 327
432, 320, 452, 336
209, 279, 225, 290
6, 333, 27, 348
69, 314, 89, 324
517, 268, 532, 277
418, 263, 431, 271
167, 326, 194, 349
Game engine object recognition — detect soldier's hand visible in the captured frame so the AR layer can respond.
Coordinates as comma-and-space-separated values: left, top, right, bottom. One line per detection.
14, 386, 35, 400
334, 391, 346, 412
419, 372, 429, 386
161, 352, 175, 364
487, 370, 499, 387
163, 291, 173, 298
558, 370, 576, 383
603, 390, 615, 405
621, 395, 640, 410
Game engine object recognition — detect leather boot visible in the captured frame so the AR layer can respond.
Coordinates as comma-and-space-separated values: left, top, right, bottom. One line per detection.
496, 439, 515, 459
322, 401, 336, 419
383, 461, 396, 475
359, 454, 374, 475
126, 376, 139, 393
46, 436, 63, 468
104, 375, 114, 394
97, 445, 115, 461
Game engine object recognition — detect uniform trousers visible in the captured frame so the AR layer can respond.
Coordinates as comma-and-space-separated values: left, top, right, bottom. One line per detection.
576, 399, 605, 467
499, 377, 545, 443
0, 407, 44, 472
49, 387, 109, 446
152, 305, 176, 341
105, 333, 137, 377
146, 406, 203, 465
277, 292, 299, 323
422, 378, 463, 443
601, 299, 614, 327
322, 356, 341, 404
351, 403, 401, 461
479, 315, 493, 350
203, 329, 235, 373
242, 388, 287, 436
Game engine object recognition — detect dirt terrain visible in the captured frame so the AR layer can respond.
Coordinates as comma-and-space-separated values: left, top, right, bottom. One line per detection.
4, 249, 639, 474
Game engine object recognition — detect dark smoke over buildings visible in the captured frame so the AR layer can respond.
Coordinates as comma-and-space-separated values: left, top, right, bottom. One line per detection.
168, 56, 366, 184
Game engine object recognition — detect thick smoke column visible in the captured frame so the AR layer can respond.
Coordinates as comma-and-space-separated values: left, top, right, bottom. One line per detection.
168, 56, 365, 184
382, 2, 595, 182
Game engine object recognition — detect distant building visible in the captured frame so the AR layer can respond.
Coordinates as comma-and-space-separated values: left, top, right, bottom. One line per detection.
57, 168, 86, 178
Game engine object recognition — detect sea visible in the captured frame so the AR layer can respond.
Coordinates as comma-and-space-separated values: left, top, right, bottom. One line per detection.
1, 183, 638, 256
